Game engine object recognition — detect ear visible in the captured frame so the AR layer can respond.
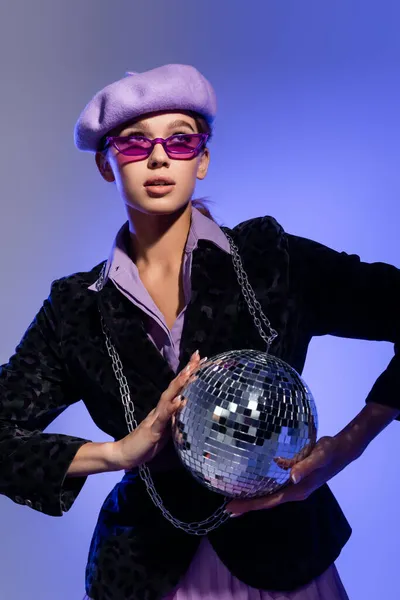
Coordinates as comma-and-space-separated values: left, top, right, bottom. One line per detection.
196, 148, 210, 181
95, 151, 116, 183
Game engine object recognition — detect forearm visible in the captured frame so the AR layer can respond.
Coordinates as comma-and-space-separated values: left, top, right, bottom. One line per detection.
335, 402, 400, 459
66, 441, 123, 478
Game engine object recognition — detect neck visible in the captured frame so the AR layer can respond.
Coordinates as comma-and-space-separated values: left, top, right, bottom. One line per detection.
127, 202, 192, 274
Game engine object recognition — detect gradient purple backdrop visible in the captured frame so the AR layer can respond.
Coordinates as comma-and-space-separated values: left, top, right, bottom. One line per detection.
0, 1, 399, 599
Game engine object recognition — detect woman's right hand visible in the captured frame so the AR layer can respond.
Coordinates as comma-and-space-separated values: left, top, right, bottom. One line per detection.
112, 351, 202, 471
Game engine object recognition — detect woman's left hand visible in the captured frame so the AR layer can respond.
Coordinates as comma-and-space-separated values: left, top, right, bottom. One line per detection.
225, 434, 360, 517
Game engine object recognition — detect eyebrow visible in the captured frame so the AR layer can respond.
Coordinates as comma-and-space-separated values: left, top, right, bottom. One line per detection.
124, 119, 196, 134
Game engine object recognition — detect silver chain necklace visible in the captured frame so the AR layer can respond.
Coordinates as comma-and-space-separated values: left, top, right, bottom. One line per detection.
96, 231, 278, 535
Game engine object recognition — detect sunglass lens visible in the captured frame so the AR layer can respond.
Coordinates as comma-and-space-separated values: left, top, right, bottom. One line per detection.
166, 134, 203, 158
116, 137, 152, 157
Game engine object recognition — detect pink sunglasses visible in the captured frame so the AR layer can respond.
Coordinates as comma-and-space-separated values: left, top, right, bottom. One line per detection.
103, 133, 209, 161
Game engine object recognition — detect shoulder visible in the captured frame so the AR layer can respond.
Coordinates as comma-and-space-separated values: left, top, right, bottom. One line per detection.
232, 215, 348, 265
231, 215, 338, 257
225, 214, 288, 256
227, 216, 352, 285
47, 261, 105, 307
230, 214, 285, 239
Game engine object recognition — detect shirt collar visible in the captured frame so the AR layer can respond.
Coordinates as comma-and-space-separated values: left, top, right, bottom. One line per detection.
88, 205, 231, 291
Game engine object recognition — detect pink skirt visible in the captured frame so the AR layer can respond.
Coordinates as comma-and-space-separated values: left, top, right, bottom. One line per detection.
84, 537, 349, 600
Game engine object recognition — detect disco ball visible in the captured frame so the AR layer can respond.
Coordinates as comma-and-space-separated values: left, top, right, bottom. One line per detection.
171, 349, 318, 499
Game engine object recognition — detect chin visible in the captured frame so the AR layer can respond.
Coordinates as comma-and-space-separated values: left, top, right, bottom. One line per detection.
127, 196, 191, 216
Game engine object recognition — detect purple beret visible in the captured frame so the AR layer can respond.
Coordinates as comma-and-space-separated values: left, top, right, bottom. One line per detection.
74, 63, 217, 152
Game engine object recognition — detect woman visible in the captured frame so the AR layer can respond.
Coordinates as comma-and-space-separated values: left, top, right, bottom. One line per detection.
1, 64, 399, 600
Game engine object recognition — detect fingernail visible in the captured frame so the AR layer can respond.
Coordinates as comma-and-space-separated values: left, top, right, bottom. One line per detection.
291, 473, 300, 484
176, 394, 184, 401
223, 509, 241, 518
199, 356, 208, 364
191, 349, 200, 360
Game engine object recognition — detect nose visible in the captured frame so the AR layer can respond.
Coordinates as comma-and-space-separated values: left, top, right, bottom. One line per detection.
148, 140, 170, 168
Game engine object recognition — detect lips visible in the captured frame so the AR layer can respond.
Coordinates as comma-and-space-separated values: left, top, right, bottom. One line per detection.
144, 177, 176, 186
144, 177, 176, 198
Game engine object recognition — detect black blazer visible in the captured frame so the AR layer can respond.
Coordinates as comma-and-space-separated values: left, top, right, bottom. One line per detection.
1, 215, 399, 600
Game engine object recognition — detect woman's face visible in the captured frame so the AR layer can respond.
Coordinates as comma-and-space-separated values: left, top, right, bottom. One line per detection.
95, 111, 210, 216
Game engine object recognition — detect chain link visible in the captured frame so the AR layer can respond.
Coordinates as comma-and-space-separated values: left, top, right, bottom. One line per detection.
95, 230, 278, 534
225, 232, 278, 351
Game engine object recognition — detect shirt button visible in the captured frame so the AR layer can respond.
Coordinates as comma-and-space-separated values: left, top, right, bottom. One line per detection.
15, 496, 24, 504
25, 499, 33, 508
35, 501, 43, 512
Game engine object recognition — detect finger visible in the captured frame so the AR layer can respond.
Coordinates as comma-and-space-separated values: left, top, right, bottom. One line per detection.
226, 485, 298, 516
152, 393, 183, 435
290, 438, 335, 483
274, 443, 313, 471
171, 398, 189, 445
290, 456, 321, 484
154, 393, 189, 439
152, 350, 202, 434
274, 456, 296, 470
229, 472, 313, 514
167, 355, 200, 398
191, 356, 209, 374
152, 362, 200, 435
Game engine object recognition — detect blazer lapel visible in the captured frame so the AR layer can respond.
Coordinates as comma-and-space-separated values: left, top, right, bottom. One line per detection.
96, 282, 175, 394
176, 232, 242, 373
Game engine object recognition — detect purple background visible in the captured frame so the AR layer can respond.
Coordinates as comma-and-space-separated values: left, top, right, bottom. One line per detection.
0, 1, 399, 598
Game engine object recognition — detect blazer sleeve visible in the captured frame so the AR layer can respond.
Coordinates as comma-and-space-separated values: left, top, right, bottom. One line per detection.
0, 281, 92, 517
287, 233, 400, 415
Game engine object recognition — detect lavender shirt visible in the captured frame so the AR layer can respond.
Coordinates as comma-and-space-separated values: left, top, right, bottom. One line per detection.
89, 206, 231, 373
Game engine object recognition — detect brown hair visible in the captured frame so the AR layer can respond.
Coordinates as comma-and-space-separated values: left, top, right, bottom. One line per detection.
189, 113, 219, 224
191, 197, 218, 222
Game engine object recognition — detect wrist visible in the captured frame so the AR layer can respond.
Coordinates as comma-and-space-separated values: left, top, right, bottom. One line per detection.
107, 439, 141, 472
104, 441, 129, 472
335, 402, 400, 461
333, 429, 366, 463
